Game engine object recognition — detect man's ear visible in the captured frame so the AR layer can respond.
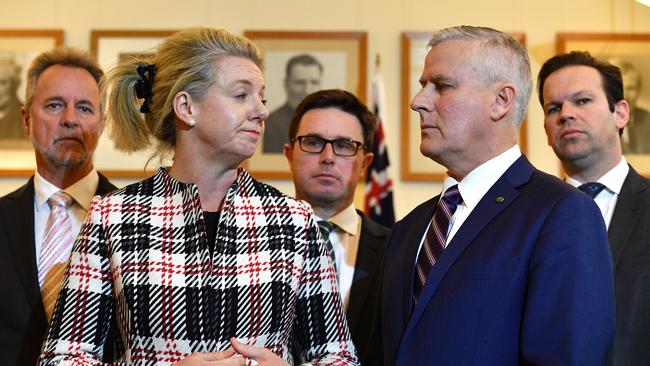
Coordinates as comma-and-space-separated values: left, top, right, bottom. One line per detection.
613, 99, 630, 130
20, 106, 31, 135
360, 152, 374, 179
283, 143, 294, 172
490, 83, 515, 121
173, 91, 197, 127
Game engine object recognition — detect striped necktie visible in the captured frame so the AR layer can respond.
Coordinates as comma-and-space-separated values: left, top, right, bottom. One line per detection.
317, 220, 337, 274
38, 191, 74, 322
414, 185, 461, 302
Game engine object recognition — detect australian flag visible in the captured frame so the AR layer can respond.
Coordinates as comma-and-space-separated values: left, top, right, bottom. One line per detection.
365, 72, 395, 227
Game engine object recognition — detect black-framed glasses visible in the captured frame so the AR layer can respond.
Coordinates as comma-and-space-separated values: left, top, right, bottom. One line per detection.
292, 135, 365, 157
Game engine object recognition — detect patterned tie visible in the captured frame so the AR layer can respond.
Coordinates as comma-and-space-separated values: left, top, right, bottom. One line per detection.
38, 191, 74, 322
578, 182, 606, 199
414, 185, 462, 302
317, 220, 337, 273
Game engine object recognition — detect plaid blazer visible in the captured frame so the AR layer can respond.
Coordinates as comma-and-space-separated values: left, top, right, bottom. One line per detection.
39, 168, 358, 366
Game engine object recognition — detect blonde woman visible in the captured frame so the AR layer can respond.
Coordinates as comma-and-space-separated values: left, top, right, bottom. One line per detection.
39, 28, 358, 366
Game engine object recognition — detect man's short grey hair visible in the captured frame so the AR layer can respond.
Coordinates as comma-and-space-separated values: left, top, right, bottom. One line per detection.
429, 26, 532, 126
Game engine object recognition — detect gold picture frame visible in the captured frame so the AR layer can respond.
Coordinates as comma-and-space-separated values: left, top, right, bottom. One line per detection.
0, 29, 64, 177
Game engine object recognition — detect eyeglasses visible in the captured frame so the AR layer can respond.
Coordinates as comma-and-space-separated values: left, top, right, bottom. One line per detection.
292, 135, 365, 157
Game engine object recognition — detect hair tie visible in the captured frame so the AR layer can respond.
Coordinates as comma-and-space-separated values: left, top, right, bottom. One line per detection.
134, 64, 156, 113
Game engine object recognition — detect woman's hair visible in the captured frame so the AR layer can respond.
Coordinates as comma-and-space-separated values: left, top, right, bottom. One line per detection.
102, 27, 263, 159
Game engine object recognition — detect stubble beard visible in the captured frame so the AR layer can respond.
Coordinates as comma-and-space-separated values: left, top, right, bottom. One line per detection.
33, 139, 89, 169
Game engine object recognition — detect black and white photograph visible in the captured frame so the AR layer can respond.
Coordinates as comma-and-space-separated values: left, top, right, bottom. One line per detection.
0, 29, 63, 175
0, 54, 28, 144
243, 30, 367, 179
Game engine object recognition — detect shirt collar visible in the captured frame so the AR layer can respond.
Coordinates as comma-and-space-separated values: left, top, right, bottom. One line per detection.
316, 203, 359, 235
442, 145, 522, 209
34, 169, 99, 211
566, 157, 629, 195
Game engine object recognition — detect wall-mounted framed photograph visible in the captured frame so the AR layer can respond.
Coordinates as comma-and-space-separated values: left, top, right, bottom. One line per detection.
400, 31, 527, 181
558, 33, 650, 176
243, 30, 367, 179
0, 29, 63, 176
90, 29, 177, 178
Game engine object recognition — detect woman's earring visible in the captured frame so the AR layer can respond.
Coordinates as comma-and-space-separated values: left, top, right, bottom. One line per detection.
188, 119, 196, 126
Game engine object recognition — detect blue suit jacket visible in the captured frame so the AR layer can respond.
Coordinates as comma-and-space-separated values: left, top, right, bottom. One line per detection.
371, 156, 615, 366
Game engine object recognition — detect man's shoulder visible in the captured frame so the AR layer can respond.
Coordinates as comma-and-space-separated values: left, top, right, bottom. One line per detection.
357, 210, 391, 238
624, 165, 650, 187
395, 196, 438, 229
0, 179, 33, 208
617, 165, 650, 210
96, 172, 117, 195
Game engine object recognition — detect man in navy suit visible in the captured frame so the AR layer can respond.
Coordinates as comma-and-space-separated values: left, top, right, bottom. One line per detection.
539, 51, 650, 366
369, 26, 615, 366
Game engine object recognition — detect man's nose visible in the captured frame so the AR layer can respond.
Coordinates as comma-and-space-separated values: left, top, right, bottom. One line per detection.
61, 105, 79, 127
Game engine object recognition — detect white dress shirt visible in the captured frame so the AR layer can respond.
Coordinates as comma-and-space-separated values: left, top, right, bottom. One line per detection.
566, 157, 629, 229
416, 145, 522, 259
33, 169, 100, 267
317, 203, 361, 309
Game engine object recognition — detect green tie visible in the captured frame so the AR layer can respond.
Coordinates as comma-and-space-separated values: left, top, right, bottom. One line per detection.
317, 220, 337, 273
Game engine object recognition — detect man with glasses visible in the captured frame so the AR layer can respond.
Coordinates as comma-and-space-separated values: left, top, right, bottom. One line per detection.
283, 89, 389, 363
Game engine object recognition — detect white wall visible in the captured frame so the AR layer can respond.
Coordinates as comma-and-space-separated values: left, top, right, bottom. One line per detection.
2, 0, 650, 219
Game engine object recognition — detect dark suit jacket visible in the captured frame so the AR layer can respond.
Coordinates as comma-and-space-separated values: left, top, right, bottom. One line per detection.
263, 103, 293, 153
607, 166, 650, 366
0, 173, 116, 366
347, 211, 389, 364
369, 156, 615, 366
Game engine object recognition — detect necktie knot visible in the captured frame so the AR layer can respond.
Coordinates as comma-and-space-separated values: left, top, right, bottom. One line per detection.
48, 191, 73, 209
578, 182, 606, 199
317, 220, 334, 237
441, 185, 462, 208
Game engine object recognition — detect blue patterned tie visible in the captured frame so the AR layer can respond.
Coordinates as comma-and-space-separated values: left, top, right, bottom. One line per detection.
317, 220, 337, 273
578, 182, 606, 199
414, 185, 461, 302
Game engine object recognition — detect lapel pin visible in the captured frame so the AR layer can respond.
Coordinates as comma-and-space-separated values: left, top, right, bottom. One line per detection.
496, 196, 505, 203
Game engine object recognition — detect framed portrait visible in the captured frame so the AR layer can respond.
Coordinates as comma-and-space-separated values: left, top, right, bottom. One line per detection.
400, 32, 528, 181
90, 30, 177, 177
0, 29, 63, 176
558, 33, 650, 176
243, 30, 367, 179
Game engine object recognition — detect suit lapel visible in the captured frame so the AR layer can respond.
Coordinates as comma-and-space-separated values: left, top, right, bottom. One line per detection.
608, 167, 647, 268
2, 178, 42, 311
404, 156, 531, 337
2, 173, 115, 320
346, 212, 385, 331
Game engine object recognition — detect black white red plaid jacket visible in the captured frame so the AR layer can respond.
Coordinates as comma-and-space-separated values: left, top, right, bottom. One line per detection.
39, 168, 358, 365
